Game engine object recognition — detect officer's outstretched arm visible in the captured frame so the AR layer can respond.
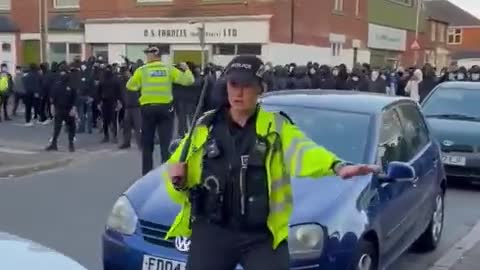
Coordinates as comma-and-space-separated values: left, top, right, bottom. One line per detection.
170, 67, 195, 86
126, 68, 142, 92
281, 121, 340, 179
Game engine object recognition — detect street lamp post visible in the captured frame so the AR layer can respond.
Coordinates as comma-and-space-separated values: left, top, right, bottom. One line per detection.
189, 21, 207, 71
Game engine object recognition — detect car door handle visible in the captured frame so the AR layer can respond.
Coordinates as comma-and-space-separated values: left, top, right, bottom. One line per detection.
412, 176, 419, 184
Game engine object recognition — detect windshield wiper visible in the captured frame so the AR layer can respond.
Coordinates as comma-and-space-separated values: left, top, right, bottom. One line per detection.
426, 113, 480, 121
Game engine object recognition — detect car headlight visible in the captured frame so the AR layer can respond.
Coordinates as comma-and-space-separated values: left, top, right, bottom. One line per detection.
288, 224, 325, 260
106, 196, 138, 235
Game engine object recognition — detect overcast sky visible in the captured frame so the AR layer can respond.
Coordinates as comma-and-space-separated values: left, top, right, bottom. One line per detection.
449, 0, 480, 18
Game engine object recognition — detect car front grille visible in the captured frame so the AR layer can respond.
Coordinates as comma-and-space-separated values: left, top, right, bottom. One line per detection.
445, 165, 480, 178
442, 144, 474, 153
139, 220, 174, 248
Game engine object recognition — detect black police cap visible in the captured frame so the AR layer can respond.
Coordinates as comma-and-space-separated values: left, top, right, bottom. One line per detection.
225, 55, 265, 85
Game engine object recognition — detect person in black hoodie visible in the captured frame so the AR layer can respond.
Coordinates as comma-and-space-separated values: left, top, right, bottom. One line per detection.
77, 62, 95, 134
335, 64, 349, 90
119, 66, 142, 149
347, 66, 369, 92
313, 65, 336, 89
23, 63, 42, 126
419, 64, 438, 102
291, 65, 311, 89
273, 65, 289, 90
98, 65, 122, 143
45, 65, 77, 152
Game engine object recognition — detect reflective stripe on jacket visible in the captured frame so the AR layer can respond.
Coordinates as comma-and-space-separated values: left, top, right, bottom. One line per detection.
163, 108, 339, 249
126, 61, 194, 106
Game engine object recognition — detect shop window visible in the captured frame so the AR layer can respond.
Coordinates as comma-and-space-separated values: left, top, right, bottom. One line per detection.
1, 43, 11, 52
92, 44, 109, 62
68, 43, 82, 62
50, 43, 67, 63
447, 28, 462, 44
355, 0, 360, 16
237, 44, 261, 55
0, 0, 11, 10
213, 44, 235, 55
54, 0, 79, 8
388, 0, 413, 7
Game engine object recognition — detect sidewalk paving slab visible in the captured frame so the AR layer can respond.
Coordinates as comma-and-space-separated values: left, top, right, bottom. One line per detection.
453, 242, 480, 270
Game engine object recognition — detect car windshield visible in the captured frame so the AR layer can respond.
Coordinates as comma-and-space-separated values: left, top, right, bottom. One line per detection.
422, 87, 480, 121
262, 104, 371, 164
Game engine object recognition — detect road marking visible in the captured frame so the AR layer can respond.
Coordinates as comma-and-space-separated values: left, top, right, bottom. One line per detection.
0, 147, 37, 155
429, 218, 480, 269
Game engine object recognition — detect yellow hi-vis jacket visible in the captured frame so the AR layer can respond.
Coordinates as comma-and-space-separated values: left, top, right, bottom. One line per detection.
163, 108, 340, 249
0, 74, 9, 93
126, 61, 194, 106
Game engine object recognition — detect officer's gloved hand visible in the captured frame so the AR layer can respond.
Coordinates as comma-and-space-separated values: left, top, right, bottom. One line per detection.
169, 163, 187, 190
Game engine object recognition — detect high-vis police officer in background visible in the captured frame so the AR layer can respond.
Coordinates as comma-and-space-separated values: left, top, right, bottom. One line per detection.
126, 44, 195, 175
167, 55, 380, 270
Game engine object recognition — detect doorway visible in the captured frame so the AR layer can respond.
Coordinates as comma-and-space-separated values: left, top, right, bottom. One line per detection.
172, 50, 207, 67
22, 40, 40, 66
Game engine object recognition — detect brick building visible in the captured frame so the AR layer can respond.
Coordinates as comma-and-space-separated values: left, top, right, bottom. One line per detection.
0, 0, 370, 70
367, 0, 427, 68
424, 0, 480, 68
424, 0, 450, 69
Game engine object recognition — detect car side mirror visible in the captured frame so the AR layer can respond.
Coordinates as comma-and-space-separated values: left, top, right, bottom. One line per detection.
168, 139, 182, 154
378, 161, 417, 183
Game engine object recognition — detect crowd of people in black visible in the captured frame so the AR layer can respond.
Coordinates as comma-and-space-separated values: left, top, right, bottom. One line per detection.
0, 57, 479, 152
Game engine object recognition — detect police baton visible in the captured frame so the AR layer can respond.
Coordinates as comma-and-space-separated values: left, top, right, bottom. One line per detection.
171, 76, 210, 189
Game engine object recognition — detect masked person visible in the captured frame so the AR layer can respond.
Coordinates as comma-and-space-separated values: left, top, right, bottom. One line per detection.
368, 69, 387, 93
166, 55, 380, 270
470, 65, 480, 82
98, 65, 122, 143
77, 62, 95, 134
312, 65, 336, 89
23, 63, 42, 126
126, 44, 195, 175
405, 69, 423, 103
334, 64, 349, 90
272, 65, 289, 91
12, 66, 26, 117
45, 65, 77, 152
419, 64, 438, 102
456, 66, 468, 81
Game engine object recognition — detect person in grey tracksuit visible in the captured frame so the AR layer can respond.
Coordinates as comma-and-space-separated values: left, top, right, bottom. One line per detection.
12, 66, 26, 116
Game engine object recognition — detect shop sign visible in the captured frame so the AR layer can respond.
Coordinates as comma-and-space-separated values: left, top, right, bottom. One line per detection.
85, 20, 269, 44
368, 24, 407, 51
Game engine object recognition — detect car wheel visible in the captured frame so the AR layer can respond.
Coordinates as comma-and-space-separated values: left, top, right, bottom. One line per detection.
412, 192, 445, 252
349, 239, 378, 270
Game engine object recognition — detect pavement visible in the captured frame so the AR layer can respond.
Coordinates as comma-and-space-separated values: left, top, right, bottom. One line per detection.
452, 242, 480, 270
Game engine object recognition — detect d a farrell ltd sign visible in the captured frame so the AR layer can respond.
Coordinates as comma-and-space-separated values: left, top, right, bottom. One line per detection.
144, 28, 239, 39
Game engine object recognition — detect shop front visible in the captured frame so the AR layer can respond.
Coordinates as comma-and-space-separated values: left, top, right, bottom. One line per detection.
84, 15, 271, 66
368, 23, 407, 68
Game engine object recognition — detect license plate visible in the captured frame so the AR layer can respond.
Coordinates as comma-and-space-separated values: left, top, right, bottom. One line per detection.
442, 154, 466, 166
142, 255, 186, 270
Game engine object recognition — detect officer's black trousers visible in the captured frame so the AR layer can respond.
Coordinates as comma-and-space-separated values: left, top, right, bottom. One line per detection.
51, 110, 76, 145
141, 104, 173, 175
186, 220, 289, 270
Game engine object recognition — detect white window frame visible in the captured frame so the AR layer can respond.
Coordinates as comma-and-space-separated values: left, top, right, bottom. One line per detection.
331, 42, 343, 57
447, 28, 462, 45
0, 0, 11, 10
438, 24, 446, 43
388, 0, 413, 7
53, 0, 80, 9
355, 0, 360, 16
430, 22, 436, 42
334, 0, 344, 12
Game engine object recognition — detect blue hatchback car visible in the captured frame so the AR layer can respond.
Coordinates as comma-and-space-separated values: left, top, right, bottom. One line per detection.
103, 90, 446, 270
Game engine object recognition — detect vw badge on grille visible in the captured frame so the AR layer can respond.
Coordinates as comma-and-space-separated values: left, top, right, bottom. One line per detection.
175, 236, 191, 252
443, 140, 454, 147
